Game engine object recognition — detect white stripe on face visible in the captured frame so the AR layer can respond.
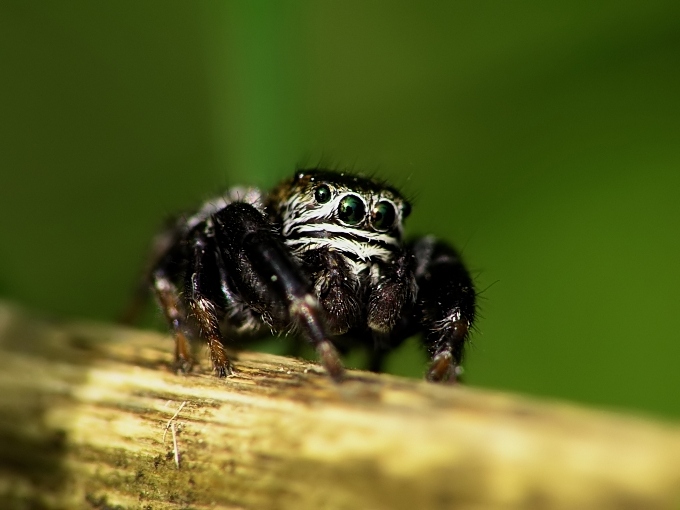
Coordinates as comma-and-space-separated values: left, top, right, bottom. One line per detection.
284, 235, 394, 263
287, 222, 400, 247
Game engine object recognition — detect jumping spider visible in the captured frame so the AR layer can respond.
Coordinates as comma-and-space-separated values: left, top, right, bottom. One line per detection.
128, 169, 476, 382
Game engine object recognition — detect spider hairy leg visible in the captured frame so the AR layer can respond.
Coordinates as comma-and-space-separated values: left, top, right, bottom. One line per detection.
151, 270, 195, 373
185, 233, 232, 377
410, 236, 476, 383
288, 293, 345, 381
214, 203, 345, 381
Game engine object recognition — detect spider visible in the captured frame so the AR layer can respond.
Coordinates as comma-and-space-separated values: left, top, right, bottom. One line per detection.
127, 169, 476, 383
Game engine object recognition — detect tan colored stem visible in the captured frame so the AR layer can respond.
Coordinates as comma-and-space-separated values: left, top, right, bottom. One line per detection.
0, 301, 678, 509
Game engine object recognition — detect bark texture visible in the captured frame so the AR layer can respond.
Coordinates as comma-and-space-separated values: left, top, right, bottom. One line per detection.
0, 301, 678, 509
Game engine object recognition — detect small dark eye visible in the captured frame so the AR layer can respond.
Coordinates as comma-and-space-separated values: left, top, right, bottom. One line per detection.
372, 201, 396, 231
314, 185, 331, 204
402, 201, 411, 219
337, 195, 365, 225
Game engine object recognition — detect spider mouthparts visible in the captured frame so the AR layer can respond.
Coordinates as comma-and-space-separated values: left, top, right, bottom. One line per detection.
316, 340, 346, 383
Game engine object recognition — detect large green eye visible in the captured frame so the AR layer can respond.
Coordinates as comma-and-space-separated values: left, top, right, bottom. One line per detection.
337, 195, 365, 225
372, 201, 396, 231
314, 184, 331, 204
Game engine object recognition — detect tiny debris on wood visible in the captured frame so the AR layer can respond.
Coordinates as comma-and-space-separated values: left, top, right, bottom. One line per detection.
162, 400, 186, 444
170, 422, 180, 470
162, 400, 186, 470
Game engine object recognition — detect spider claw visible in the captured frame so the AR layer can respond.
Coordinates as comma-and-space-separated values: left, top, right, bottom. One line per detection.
173, 356, 195, 375
214, 361, 233, 378
426, 350, 454, 383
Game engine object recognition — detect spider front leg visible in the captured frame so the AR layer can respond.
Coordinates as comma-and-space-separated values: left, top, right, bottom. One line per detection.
212, 203, 345, 381
410, 236, 476, 383
149, 226, 233, 377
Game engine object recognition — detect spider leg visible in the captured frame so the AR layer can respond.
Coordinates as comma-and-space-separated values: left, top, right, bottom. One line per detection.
213, 203, 345, 381
184, 231, 232, 377
409, 236, 476, 383
151, 267, 196, 374
129, 214, 228, 375
135, 216, 204, 373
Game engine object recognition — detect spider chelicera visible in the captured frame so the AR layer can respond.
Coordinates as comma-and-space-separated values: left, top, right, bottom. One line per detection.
126, 169, 476, 382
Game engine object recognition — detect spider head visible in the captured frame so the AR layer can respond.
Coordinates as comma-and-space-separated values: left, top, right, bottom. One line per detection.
269, 169, 411, 262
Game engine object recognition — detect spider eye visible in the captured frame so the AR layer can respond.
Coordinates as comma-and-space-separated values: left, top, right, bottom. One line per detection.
314, 185, 332, 204
402, 201, 411, 219
372, 201, 396, 231
337, 195, 365, 225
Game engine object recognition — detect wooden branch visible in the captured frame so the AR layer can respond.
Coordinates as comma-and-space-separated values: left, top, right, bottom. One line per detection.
0, 301, 678, 509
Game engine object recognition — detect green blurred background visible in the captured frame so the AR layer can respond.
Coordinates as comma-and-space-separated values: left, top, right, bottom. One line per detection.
1, 2, 678, 419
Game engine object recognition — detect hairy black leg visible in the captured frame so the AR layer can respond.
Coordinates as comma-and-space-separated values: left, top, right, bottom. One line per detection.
409, 236, 476, 383
213, 203, 345, 381
185, 232, 232, 377
151, 269, 195, 373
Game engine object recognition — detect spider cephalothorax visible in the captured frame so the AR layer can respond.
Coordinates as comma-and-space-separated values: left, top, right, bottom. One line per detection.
267, 171, 415, 336
128, 168, 476, 383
